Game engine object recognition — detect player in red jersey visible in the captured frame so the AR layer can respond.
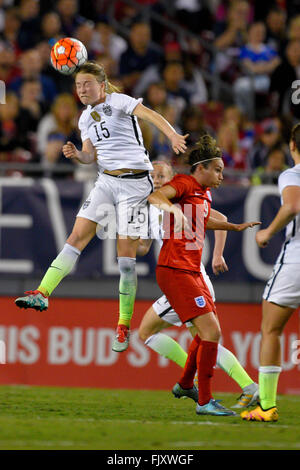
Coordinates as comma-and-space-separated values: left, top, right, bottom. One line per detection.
148, 134, 261, 416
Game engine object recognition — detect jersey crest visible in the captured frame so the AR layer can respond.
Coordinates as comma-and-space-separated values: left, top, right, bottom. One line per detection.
103, 104, 112, 116
90, 111, 101, 122
194, 295, 206, 308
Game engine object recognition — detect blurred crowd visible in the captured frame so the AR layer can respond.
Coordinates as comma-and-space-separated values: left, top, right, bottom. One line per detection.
0, 0, 299, 185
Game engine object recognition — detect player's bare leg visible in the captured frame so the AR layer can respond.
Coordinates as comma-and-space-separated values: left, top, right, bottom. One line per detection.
15, 217, 97, 311
112, 235, 140, 352
241, 300, 294, 422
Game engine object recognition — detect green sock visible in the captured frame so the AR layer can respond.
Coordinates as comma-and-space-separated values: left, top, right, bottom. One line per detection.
38, 243, 81, 296
259, 366, 281, 409
145, 333, 188, 368
118, 257, 137, 327
217, 344, 254, 389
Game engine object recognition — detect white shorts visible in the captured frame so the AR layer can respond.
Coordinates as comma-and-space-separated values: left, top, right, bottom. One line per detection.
263, 263, 300, 309
77, 172, 153, 238
152, 265, 216, 328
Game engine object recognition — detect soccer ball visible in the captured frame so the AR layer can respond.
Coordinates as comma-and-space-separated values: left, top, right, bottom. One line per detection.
50, 37, 88, 75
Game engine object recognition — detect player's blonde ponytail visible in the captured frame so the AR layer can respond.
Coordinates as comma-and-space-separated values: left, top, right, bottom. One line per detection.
75, 61, 121, 94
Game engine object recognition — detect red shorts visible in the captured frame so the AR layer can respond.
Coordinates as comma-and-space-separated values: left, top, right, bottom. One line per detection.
156, 265, 216, 324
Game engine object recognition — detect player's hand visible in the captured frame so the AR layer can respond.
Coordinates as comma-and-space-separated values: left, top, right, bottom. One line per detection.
212, 255, 228, 275
170, 133, 189, 155
173, 207, 189, 233
255, 229, 271, 248
234, 221, 261, 231
62, 141, 79, 159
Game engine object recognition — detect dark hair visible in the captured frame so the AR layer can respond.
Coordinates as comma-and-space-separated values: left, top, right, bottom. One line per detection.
188, 134, 222, 173
290, 123, 300, 153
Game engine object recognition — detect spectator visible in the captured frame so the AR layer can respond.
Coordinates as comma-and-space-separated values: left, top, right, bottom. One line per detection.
35, 39, 74, 94
214, 0, 250, 82
247, 118, 289, 169
0, 91, 32, 171
92, 20, 127, 64
233, 22, 280, 117
265, 6, 287, 54
19, 78, 47, 133
161, 61, 190, 119
270, 39, 300, 118
17, 0, 41, 50
217, 121, 246, 169
0, 7, 22, 57
39, 11, 62, 43
287, 15, 300, 42
41, 93, 81, 178
140, 103, 180, 161
222, 105, 255, 155
180, 105, 214, 148
36, 93, 79, 157
119, 21, 162, 93
0, 43, 20, 87
251, 145, 288, 185
214, 0, 250, 50
133, 40, 183, 97
9, 48, 57, 108
56, 0, 86, 37
181, 54, 208, 105
143, 81, 168, 112
94, 53, 122, 90
73, 19, 98, 59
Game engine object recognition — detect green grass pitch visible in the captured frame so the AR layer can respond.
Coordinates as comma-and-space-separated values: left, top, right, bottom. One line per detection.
0, 385, 299, 450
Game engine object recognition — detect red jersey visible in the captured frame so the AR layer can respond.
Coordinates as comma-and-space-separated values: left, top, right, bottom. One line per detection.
157, 174, 212, 272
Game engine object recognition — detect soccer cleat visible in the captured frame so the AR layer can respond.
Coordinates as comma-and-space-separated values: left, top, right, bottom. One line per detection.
232, 383, 259, 409
172, 382, 198, 403
15, 290, 48, 312
196, 399, 237, 416
112, 324, 130, 352
241, 404, 278, 422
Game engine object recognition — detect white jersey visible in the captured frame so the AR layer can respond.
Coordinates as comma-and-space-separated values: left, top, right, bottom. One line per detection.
276, 163, 300, 264
78, 93, 153, 172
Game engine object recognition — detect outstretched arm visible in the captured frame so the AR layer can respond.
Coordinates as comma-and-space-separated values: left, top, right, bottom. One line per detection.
133, 103, 188, 155
210, 208, 228, 275
207, 216, 261, 231
256, 185, 300, 247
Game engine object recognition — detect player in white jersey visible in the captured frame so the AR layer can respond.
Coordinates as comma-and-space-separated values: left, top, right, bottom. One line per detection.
242, 123, 300, 422
138, 161, 258, 408
15, 61, 188, 352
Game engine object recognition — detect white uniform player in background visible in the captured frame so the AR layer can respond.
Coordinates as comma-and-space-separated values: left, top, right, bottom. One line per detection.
15, 61, 188, 353
242, 123, 300, 422
138, 161, 258, 408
